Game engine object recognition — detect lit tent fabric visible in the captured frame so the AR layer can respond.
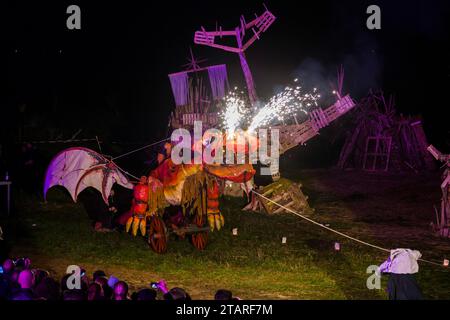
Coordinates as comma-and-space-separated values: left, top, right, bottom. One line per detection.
208, 64, 228, 100
168, 72, 189, 106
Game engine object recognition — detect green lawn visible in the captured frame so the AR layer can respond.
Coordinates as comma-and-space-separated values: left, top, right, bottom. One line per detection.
2, 169, 450, 299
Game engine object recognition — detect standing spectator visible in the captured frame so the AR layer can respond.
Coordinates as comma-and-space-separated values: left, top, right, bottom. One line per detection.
378, 248, 424, 300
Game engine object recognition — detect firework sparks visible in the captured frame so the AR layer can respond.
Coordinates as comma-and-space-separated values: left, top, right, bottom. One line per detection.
220, 80, 321, 135
248, 85, 320, 132
219, 90, 250, 138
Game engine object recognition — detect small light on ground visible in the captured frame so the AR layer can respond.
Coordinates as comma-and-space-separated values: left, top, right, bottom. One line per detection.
232, 228, 238, 236
282, 237, 287, 244
444, 259, 449, 267
334, 242, 341, 251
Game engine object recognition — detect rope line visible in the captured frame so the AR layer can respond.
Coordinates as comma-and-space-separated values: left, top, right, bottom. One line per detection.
24, 138, 99, 144
115, 165, 140, 182
95, 136, 102, 154
111, 137, 170, 161
252, 190, 446, 268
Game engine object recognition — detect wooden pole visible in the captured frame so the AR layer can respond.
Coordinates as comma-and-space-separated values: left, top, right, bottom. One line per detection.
235, 27, 258, 106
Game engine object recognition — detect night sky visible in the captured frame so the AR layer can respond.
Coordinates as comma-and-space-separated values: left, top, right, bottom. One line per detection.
2, 0, 450, 150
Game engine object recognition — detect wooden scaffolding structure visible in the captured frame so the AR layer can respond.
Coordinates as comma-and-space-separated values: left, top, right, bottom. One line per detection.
337, 91, 435, 172
428, 145, 450, 238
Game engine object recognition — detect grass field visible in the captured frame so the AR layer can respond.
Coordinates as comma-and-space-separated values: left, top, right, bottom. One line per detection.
2, 169, 450, 299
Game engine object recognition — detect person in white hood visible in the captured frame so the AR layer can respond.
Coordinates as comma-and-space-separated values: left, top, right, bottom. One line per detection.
378, 248, 424, 300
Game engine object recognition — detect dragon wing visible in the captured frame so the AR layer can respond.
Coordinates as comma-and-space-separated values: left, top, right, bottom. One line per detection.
44, 147, 133, 204
75, 163, 134, 204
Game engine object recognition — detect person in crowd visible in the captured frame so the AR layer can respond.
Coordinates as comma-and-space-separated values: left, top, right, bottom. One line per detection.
214, 289, 233, 300
60, 273, 71, 293
93, 270, 107, 282
108, 275, 119, 289
155, 279, 191, 300
0, 276, 11, 300
34, 277, 60, 300
12, 269, 35, 299
166, 287, 191, 301
2, 259, 14, 275
10, 289, 34, 300
80, 268, 90, 289
60, 270, 88, 294
32, 269, 50, 287
63, 289, 86, 301
17, 269, 34, 291
133, 288, 157, 301
12, 257, 31, 270
113, 281, 129, 300
87, 282, 103, 300
9, 270, 21, 291
1, 257, 236, 300
95, 276, 112, 300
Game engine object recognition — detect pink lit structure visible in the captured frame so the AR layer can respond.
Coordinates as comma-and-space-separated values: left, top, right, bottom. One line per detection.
167, 49, 229, 129
194, 6, 276, 105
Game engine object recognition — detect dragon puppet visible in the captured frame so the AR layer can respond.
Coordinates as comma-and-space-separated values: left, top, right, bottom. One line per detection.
44, 144, 256, 245
131, 156, 255, 234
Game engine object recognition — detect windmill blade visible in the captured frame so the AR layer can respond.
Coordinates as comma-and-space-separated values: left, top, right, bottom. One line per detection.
194, 30, 241, 53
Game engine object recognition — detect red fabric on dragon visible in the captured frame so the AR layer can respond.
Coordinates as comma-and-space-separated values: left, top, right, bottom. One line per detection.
150, 158, 202, 205
132, 183, 149, 215
207, 180, 220, 214
204, 164, 256, 183
125, 177, 150, 237
206, 179, 225, 231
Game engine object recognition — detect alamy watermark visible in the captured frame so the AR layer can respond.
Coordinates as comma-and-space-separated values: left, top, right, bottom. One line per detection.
170, 121, 279, 176
66, 265, 82, 289
66, 5, 81, 30
366, 5, 381, 30
366, 265, 381, 290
